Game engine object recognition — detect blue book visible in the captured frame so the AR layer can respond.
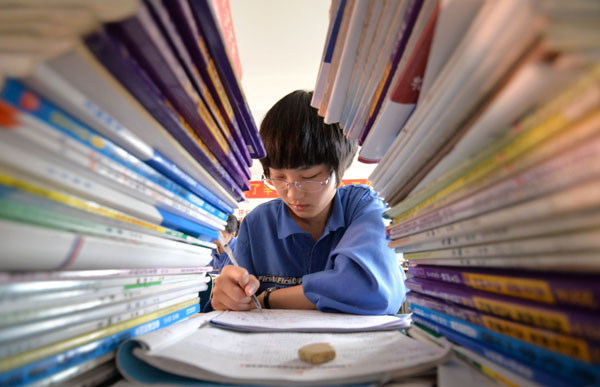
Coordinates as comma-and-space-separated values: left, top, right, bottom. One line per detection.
84, 30, 245, 202
1, 79, 228, 222
0, 303, 200, 386
411, 304, 600, 386
412, 318, 573, 387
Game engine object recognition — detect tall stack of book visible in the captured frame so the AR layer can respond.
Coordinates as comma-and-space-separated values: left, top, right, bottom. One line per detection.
313, 0, 600, 385
0, 0, 263, 385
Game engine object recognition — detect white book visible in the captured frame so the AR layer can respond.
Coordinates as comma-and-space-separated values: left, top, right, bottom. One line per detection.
372, 0, 541, 199
312, 0, 343, 109
117, 311, 450, 386
339, 0, 386, 129
345, 1, 409, 140
341, 0, 404, 131
0, 219, 212, 271
412, 60, 579, 191
359, 0, 440, 162
324, 0, 370, 124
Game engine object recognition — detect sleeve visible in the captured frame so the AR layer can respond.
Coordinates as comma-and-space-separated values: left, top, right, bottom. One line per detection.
302, 189, 406, 315
232, 217, 256, 274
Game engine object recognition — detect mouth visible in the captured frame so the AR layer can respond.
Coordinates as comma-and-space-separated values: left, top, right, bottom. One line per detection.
289, 203, 308, 211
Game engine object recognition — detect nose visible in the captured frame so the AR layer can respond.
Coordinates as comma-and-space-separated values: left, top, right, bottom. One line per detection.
285, 183, 305, 200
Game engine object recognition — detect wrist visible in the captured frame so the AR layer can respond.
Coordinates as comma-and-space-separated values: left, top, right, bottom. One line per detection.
263, 286, 278, 309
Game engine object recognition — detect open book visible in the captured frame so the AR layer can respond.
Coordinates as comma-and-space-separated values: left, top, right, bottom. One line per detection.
117, 311, 451, 386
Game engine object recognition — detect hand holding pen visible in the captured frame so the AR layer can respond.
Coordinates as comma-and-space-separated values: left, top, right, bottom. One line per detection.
211, 232, 262, 311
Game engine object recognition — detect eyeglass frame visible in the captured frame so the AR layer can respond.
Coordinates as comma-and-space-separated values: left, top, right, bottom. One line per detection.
261, 171, 335, 192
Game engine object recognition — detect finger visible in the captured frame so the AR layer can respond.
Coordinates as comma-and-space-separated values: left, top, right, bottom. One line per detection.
211, 289, 255, 311
244, 275, 260, 297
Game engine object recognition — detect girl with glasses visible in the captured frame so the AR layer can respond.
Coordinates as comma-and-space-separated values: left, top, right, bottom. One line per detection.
210, 90, 406, 314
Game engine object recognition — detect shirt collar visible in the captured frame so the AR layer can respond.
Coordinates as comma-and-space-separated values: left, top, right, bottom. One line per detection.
276, 190, 345, 239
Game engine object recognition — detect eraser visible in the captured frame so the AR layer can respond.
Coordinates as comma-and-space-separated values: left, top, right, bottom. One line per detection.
298, 342, 336, 365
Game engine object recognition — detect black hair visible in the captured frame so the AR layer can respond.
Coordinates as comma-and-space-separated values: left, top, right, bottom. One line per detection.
259, 90, 357, 185
224, 214, 239, 235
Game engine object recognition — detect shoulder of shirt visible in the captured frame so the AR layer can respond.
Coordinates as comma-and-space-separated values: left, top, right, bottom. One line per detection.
338, 184, 379, 202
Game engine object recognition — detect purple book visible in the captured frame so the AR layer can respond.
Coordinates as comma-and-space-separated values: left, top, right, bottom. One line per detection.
160, 0, 252, 168
409, 265, 600, 311
84, 30, 245, 202
105, 2, 250, 191
405, 277, 600, 341
358, 0, 424, 145
188, 0, 266, 159
407, 291, 600, 364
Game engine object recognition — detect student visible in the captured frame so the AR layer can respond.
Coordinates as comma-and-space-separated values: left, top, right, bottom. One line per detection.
208, 214, 240, 274
211, 90, 406, 314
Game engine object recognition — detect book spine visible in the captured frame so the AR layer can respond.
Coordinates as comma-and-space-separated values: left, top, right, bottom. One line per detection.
187, 0, 266, 159
358, 0, 424, 145
389, 132, 600, 238
0, 266, 209, 283
26, 61, 234, 214
411, 305, 600, 385
0, 220, 212, 271
0, 195, 211, 255
412, 319, 574, 387
403, 229, 600, 260
408, 292, 600, 364
157, 0, 251, 167
83, 31, 245, 202
106, 7, 250, 191
405, 278, 600, 340
0, 171, 206, 245
390, 181, 600, 253
0, 302, 200, 385
407, 265, 600, 310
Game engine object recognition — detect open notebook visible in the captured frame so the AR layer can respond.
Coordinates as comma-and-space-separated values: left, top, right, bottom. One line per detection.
117, 311, 450, 386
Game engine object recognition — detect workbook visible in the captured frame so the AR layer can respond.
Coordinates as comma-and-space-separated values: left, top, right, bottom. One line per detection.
117, 311, 450, 386
209, 309, 412, 332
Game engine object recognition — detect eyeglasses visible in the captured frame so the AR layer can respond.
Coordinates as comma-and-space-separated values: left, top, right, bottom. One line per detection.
261, 172, 333, 192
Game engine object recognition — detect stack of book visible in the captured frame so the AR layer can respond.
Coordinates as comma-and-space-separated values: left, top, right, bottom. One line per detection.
313, 0, 600, 385
0, 0, 262, 385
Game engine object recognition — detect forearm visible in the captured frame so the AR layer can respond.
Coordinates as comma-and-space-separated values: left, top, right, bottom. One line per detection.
259, 285, 317, 310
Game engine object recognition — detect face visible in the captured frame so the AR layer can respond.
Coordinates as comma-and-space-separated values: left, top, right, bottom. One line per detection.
267, 164, 337, 224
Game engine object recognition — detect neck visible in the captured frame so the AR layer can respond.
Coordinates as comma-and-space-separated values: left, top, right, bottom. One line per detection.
288, 199, 334, 243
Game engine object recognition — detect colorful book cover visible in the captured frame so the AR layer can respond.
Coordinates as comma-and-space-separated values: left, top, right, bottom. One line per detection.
405, 277, 600, 340
0, 303, 200, 386
188, 0, 265, 159
411, 305, 600, 386
162, 0, 252, 168
105, 4, 250, 191
408, 291, 600, 364
408, 265, 600, 310
83, 31, 245, 202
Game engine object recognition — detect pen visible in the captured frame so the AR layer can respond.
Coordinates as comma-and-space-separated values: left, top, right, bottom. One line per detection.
217, 232, 262, 310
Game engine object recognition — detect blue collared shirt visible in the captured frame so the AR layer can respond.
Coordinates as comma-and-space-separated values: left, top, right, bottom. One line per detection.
235, 184, 406, 315
208, 237, 237, 274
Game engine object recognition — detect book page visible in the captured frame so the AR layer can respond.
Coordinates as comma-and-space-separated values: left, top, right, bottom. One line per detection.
134, 324, 450, 385
209, 309, 411, 332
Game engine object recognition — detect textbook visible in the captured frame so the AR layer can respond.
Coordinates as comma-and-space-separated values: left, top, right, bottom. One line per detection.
408, 265, 600, 310
117, 311, 450, 386
209, 309, 412, 332
405, 277, 600, 340
411, 306, 600, 386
